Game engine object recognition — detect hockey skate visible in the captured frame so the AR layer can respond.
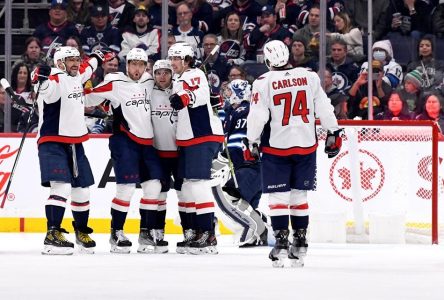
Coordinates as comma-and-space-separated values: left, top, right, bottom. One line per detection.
154, 229, 169, 254
288, 229, 308, 268
137, 229, 156, 253
110, 229, 132, 254
239, 227, 268, 248
73, 222, 96, 254
269, 230, 289, 268
176, 229, 196, 254
42, 227, 74, 255
189, 231, 218, 255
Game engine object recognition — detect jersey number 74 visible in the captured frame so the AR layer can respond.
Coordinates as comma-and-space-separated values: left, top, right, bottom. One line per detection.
273, 90, 309, 126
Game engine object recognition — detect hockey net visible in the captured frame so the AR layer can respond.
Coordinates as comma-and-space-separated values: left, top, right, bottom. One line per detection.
310, 120, 442, 244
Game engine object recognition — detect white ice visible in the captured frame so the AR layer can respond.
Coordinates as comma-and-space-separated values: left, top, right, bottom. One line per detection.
0, 233, 443, 300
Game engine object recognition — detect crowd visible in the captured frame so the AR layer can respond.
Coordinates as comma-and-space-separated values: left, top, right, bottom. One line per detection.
1, 0, 444, 133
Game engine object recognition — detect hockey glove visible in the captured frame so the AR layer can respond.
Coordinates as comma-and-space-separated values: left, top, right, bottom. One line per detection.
210, 93, 223, 109
31, 65, 51, 84
242, 138, 260, 162
325, 128, 344, 158
169, 90, 193, 110
90, 49, 116, 66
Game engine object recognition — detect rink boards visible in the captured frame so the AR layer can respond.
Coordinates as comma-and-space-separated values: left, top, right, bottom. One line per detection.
0, 133, 442, 234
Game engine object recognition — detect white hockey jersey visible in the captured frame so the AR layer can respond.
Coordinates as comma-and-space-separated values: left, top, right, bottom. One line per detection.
36, 58, 98, 144
150, 86, 178, 156
172, 68, 224, 146
247, 67, 339, 156
360, 60, 403, 88
84, 72, 155, 145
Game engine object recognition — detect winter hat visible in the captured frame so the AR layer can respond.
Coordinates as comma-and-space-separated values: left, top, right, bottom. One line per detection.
292, 35, 308, 50
404, 70, 423, 89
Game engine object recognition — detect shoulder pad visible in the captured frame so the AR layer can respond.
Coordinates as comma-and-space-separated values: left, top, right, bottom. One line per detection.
104, 72, 125, 82
139, 72, 153, 82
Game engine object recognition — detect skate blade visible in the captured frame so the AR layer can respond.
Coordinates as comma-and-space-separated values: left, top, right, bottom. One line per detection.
290, 258, 305, 268
272, 259, 285, 268
176, 246, 189, 254
77, 245, 95, 254
155, 246, 169, 254
189, 246, 218, 255
137, 244, 156, 254
42, 245, 74, 255
110, 245, 131, 254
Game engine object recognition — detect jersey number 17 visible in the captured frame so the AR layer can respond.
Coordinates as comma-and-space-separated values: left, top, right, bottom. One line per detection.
273, 90, 309, 126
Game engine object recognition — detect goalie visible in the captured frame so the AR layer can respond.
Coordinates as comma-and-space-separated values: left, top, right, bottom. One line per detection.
210, 79, 268, 248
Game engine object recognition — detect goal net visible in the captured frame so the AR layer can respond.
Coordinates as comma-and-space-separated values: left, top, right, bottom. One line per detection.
309, 120, 442, 244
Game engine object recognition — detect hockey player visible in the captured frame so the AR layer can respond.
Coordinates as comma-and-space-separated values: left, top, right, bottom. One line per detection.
84, 48, 164, 254
35, 46, 113, 255
149, 59, 180, 254
168, 42, 224, 254
245, 40, 342, 267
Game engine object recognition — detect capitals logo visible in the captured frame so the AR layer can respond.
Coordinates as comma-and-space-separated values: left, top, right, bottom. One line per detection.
329, 149, 385, 202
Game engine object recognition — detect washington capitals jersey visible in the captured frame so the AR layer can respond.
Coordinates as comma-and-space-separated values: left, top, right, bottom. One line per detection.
150, 86, 178, 157
224, 101, 249, 168
36, 59, 99, 144
247, 67, 339, 156
85, 72, 155, 145
172, 68, 224, 146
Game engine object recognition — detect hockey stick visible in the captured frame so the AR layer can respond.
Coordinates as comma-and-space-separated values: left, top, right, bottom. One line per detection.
0, 78, 41, 208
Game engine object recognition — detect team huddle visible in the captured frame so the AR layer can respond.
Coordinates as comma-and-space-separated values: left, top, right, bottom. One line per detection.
31, 39, 342, 267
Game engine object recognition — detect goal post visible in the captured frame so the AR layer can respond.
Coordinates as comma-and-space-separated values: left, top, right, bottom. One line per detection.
310, 120, 441, 244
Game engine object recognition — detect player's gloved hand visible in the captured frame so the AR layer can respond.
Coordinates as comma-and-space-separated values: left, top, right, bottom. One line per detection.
242, 138, 260, 162
90, 49, 116, 66
169, 90, 193, 110
210, 93, 223, 109
31, 65, 51, 84
325, 128, 343, 158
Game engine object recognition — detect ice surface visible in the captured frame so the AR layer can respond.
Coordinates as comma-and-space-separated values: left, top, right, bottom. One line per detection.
0, 233, 443, 300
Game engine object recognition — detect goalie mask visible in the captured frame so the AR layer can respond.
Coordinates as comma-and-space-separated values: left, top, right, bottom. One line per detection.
263, 40, 289, 69
228, 79, 251, 105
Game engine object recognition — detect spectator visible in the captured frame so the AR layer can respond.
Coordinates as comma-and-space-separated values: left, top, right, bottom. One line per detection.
119, 4, 161, 61
171, 2, 205, 58
65, 35, 89, 60
273, 0, 305, 30
407, 35, 444, 89
184, 0, 214, 33
245, 5, 292, 62
296, 0, 344, 32
10, 63, 34, 132
327, 38, 359, 93
401, 69, 424, 114
33, 0, 79, 54
67, 0, 91, 31
360, 40, 403, 89
214, 0, 262, 33
294, 4, 330, 58
108, 0, 136, 32
81, 4, 121, 54
148, 0, 176, 29
344, 0, 389, 42
12, 37, 45, 72
415, 92, 444, 133
375, 90, 413, 120
432, 0, 444, 38
200, 34, 230, 94
323, 67, 348, 119
0, 86, 5, 132
327, 11, 364, 62
167, 32, 176, 49
288, 35, 318, 71
218, 11, 246, 66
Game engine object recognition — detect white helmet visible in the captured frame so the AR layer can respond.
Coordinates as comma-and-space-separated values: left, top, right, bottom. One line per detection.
153, 59, 173, 74
168, 42, 194, 60
263, 40, 289, 68
126, 48, 148, 64
228, 79, 251, 105
53, 46, 80, 67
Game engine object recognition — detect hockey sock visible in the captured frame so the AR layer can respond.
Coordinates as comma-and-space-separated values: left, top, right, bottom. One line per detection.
156, 210, 166, 230
179, 211, 189, 230
139, 208, 157, 229
270, 215, 289, 231
72, 210, 89, 230
45, 195, 67, 229
111, 208, 128, 230
188, 212, 196, 230
290, 215, 309, 230
196, 212, 214, 232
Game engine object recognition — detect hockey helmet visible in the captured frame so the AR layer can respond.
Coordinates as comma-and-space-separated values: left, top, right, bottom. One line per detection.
53, 46, 80, 66
168, 42, 195, 60
126, 48, 148, 64
228, 79, 251, 105
263, 40, 289, 69
153, 59, 173, 74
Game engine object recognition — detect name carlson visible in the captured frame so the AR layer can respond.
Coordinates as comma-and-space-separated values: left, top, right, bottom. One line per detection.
272, 77, 308, 90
